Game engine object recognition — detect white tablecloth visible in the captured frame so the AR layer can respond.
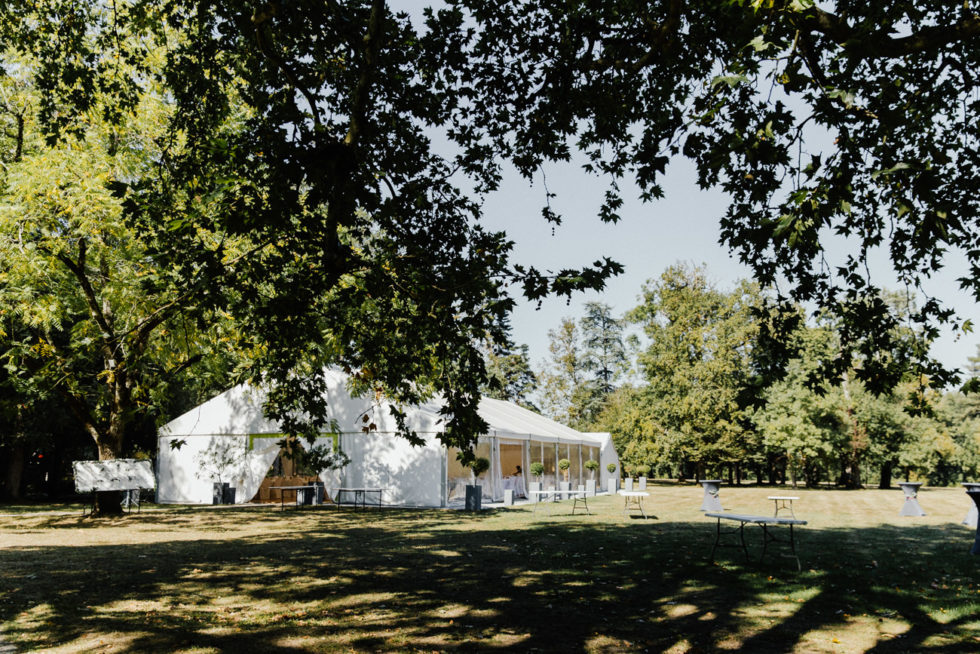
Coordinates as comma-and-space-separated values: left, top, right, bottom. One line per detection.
502, 475, 526, 497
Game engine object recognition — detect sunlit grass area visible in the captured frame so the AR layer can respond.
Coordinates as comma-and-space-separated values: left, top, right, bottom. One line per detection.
2, 485, 978, 652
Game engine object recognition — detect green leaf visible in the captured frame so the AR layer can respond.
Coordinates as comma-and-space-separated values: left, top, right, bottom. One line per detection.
788, 0, 815, 11
871, 163, 912, 179
773, 214, 795, 238
711, 74, 749, 89
826, 88, 857, 108
747, 35, 772, 53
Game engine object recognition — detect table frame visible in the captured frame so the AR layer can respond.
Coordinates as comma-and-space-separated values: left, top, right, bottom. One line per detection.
768, 495, 799, 518
619, 490, 650, 518
705, 512, 807, 571
528, 489, 590, 515
332, 487, 384, 510
82, 488, 145, 516
270, 485, 327, 511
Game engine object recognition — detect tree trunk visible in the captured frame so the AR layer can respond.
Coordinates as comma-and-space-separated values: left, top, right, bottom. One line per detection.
2, 441, 27, 500
878, 461, 893, 489
95, 489, 125, 515
92, 428, 125, 516
849, 449, 863, 489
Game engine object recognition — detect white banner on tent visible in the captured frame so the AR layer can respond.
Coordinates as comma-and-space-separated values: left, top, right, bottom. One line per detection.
72, 459, 156, 493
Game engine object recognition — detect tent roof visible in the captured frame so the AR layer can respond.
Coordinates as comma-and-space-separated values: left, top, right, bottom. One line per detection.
479, 397, 599, 445
160, 370, 601, 447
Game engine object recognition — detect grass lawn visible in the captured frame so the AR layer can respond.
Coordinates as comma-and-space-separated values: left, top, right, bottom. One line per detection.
1, 484, 978, 653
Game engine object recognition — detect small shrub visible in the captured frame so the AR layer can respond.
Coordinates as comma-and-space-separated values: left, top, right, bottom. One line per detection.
558, 458, 570, 471
606, 463, 617, 474
529, 462, 545, 477
470, 457, 490, 478
637, 464, 651, 477
584, 459, 599, 471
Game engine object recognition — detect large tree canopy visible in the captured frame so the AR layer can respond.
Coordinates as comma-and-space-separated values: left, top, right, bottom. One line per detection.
0, 41, 249, 511
0, 1, 621, 461
5, 0, 979, 474
443, 0, 980, 390
631, 264, 763, 476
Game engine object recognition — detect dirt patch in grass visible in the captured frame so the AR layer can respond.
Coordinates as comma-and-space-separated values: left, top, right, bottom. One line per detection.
1, 486, 978, 652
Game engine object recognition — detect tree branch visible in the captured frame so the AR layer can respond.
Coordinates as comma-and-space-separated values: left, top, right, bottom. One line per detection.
56, 386, 104, 444
800, 7, 980, 58
128, 236, 275, 351
345, 0, 385, 148
251, 3, 322, 127
46, 239, 117, 358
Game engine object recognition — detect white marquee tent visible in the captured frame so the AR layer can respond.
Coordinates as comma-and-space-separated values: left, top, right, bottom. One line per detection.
156, 369, 618, 507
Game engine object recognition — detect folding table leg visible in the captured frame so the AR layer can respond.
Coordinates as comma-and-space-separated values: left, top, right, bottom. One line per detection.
710, 517, 721, 562
789, 524, 802, 571
739, 522, 750, 561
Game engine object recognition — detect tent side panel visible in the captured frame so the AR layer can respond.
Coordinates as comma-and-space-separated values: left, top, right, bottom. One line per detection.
157, 435, 240, 503
241, 438, 286, 502
157, 435, 200, 503
595, 433, 621, 489
157, 435, 275, 504
342, 433, 443, 507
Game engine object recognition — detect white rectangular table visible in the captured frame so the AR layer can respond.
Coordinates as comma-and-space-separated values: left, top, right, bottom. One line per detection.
767, 495, 799, 518
72, 460, 155, 515
618, 490, 650, 518
528, 489, 590, 515
501, 475, 527, 498
705, 512, 807, 570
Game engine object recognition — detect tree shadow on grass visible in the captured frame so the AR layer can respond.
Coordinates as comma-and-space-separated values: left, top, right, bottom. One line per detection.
16, 503, 482, 531
1, 513, 977, 652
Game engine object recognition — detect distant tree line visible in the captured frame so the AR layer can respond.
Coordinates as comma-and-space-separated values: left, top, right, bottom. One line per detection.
531, 264, 980, 488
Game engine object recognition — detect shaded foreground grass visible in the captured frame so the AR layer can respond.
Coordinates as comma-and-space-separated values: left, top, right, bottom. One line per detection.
1, 486, 978, 652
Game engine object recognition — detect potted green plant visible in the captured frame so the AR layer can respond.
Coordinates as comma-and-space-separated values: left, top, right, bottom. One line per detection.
557, 458, 572, 498
465, 456, 490, 511
584, 459, 599, 496
606, 462, 618, 494
528, 462, 545, 502
195, 439, 246, 505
